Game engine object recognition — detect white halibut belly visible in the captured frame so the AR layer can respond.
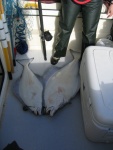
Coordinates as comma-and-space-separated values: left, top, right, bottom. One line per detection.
19, 64, 43, 115
44, 59, 80, 116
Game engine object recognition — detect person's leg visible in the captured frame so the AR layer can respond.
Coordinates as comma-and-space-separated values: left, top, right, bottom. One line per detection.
51, 0, 81, 64
81, 0, 102, 56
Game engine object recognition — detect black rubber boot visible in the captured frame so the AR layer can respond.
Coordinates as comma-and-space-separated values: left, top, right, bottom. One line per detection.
50, 57, 60, 65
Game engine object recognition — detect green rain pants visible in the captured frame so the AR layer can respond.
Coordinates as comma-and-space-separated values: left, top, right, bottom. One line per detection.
53, 0, 103, 58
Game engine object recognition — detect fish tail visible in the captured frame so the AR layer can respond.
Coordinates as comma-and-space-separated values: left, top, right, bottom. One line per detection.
69, 49, 81, 60
16, 58, 34, 67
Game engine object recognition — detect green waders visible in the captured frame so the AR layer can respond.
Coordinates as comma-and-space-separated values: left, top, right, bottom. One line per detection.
53, 0, 102, 58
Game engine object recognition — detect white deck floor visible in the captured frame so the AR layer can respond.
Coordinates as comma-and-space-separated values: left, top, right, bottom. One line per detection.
0, 50, 113, 150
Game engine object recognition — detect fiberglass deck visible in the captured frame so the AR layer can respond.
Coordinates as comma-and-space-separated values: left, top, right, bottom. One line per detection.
0, 50, 113, 150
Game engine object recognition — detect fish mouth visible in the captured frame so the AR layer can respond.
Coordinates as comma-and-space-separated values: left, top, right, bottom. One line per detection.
46, 106, 55, 116
23, 105, 42, 115
34, 107, 42, 115
46, 99, 66, 116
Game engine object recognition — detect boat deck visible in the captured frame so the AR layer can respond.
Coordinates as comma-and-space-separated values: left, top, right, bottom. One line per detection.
0, 50, 113, 150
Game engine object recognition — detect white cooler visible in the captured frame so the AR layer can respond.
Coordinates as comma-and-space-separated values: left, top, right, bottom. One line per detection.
80, 46, 113, 143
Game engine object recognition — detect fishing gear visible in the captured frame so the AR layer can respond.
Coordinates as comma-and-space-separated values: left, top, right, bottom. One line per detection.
1, 2, 14, 73
44, 30, 52, 41
36, 0, 47, 60
36, 0, 53, 60
5, 0, 16, 66
0, 4, 12, 80
23, 0, 53, 60
14, 0, 28, 55
0, 60, 4, 94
